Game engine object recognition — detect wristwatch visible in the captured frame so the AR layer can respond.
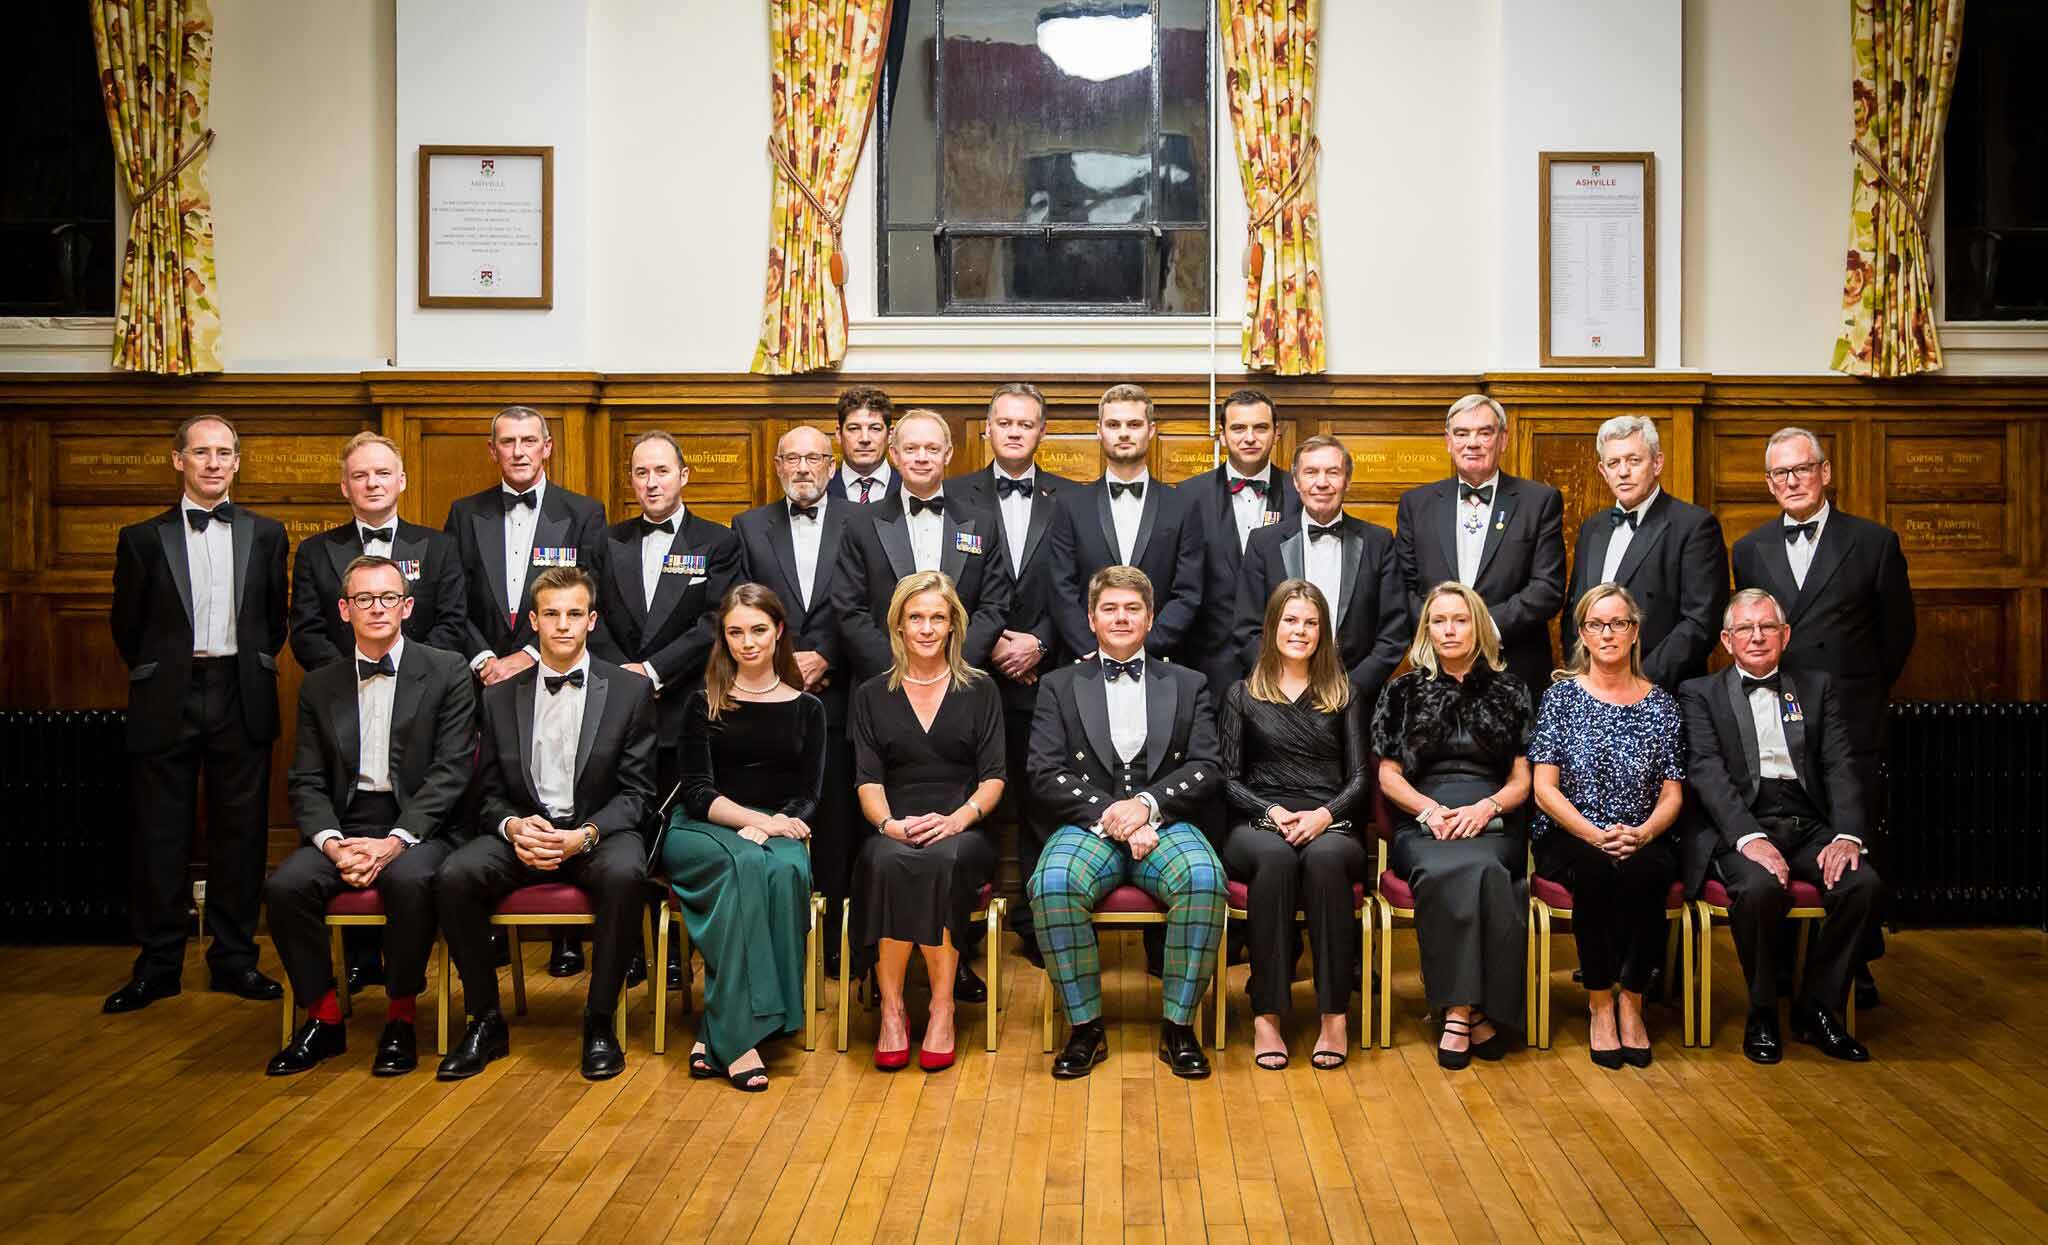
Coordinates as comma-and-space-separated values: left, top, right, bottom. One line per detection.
580, 826, 598, 855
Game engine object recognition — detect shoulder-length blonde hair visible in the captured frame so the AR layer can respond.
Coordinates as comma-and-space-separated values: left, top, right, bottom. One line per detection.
886, 570, 987, 691
1247, 579, 1349, 713
704, 582, 803, 720
1555, 582, 1645, 683
1407, 581, 1505, 677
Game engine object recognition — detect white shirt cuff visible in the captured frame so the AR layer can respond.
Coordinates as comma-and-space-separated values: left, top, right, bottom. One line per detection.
313, 829, 342, 850
471, 651, 493, 672
390, 828, 419, 846
1735, 832, 1766, 849
522, 644, 541, 663
1832, 834, 1862, 846
1136, 792, 1161, 825
499, 817, 517, 841
643, 664, 663, 691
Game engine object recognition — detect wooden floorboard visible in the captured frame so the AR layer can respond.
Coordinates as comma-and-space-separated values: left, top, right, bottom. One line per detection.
0, 927, 2044, 1242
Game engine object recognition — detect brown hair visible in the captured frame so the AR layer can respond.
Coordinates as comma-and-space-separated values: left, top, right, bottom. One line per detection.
1098, 383, 1154, 420
1221, 387, 1276, 419
1291, 434, 1352, 478
529, 565, 596, 609
341, 554, 409, 597
835, 386, 894, 428
987, 382, 1046, 420
1555, 582, 1645, 683
489, 405, 551, 440
1247, 579, 1349, 713
173, 414, 238, 453
629, 429, 686, 468
703, 583, 803, 720
1087, 564, 1154, 614
886, 571, 985, 692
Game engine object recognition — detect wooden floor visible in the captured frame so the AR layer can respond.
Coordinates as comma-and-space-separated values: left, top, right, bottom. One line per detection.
2, 926, 2047, 1244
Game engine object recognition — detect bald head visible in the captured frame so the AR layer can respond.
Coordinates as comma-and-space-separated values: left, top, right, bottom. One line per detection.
775, 425, 834, 505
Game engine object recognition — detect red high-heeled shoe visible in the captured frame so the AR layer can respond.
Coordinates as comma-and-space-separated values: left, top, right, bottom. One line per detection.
874, 1043, 910, 1071
917, 1045, 955, 1073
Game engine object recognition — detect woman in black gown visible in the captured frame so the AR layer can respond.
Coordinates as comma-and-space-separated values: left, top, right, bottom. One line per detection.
1219, 580, 1371, 1070
849, 570, 1005, 1072
1372, 581, 1533, 1068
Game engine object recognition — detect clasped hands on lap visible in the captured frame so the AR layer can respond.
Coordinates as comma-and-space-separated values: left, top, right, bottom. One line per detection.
323, 835, 405, 888
1091, 797, 1159, 859
1418, 801, 1494, 840
880, 810, 967, 847
501, 816, 590, 871
1264, 805, 1334, 846
1742, 835, 1861, 889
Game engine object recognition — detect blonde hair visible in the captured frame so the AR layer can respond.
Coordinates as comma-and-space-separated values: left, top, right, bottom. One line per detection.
1098, 383, 1154, 419
890, 408, 953, 451
1555, 582, 1646, 683
1247, 579, 1349, 713
886, 571, 986, 692
340, 431, 402, 474
1408, 581, 1505, 677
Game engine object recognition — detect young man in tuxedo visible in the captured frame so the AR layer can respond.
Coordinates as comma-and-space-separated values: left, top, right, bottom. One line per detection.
1045, 384, 1205, 663
1679, 589, 1881, 1064
1565, 415, 1727, 690
105, 415, 288, 1014
589, 430, 739, 792
1236, 436, 1409, 708
947, 383, 1075, 965
826, 386, 900, 506
262, 556, 477, 1076
732, 425, 857, 973
443, 404, 610, 978
434, 566, 656, 1081
1393, 393, 1567, 697
1028, 567, 1225, 1080
1182, 387, 1299, 695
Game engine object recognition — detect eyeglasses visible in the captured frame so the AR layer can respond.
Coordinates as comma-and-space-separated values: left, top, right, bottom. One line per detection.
347, 592, 408, 609
1765, 460, 1825, 485
1580, 619, 1637, 636
1726, 622, 1785, 639
776, 452, 832, 468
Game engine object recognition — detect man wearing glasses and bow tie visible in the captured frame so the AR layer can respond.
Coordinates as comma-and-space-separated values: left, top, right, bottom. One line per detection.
1393, 393, 1566, 698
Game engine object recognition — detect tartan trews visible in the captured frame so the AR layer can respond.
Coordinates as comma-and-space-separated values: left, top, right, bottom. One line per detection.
1028, 822, 1226, 1026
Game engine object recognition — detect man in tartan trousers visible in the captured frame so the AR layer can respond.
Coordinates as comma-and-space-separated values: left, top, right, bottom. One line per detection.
1027, 565, 1225, 1080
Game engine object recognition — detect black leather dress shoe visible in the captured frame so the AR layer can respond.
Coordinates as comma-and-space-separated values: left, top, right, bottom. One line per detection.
346, 960, 385, 992
667, 955, 686, 991
547, 936, 585, 978
1051, 1020, 1108, 1079
437, 1012, 510, 1080
582, 1011, 625, 1081
624, 954, 647, 989
102, 976, 180, 1014
1742, 1007, 1784, 1065
209, 968, 284, 1001
372, 1020, 417, 1077
1792, 1003, 1869, 1062
267, 1019, 347, 1076
954, 962, 987, 1004
1158, 1021, 1210, 1078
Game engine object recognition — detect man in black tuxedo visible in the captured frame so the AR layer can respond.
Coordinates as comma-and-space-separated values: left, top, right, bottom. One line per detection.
1679, 588, 1881, 1064
589, 430, 740, 792
435, 566, 656, 1082
443, 404, 610, 977
1236, 435, 1408, 705
1393, 393, 1566, 697
825, 385, 901, 506
1182, 387, 1299, 695
1565, 415, 1727, 690
1046, 384, 1205, 662
105, 415, 288, 1014
948, 383, 1075, 964
733, 424, 858, 972
263, 555, 477, 1076
290, 432, 468, 671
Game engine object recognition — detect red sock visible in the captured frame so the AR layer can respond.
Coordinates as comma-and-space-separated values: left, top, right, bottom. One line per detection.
387, 994, 417, 1024
309, 990, 342, 1024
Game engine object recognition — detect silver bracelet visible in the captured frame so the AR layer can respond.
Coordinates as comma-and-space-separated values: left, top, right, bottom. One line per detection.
965, 797, 984, 821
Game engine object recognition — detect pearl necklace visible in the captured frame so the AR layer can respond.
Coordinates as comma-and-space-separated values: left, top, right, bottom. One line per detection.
732, 675, 780, 695
901, 669, 951, 686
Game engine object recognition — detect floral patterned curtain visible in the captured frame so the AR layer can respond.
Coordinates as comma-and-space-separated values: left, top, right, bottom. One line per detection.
1830, 0, 1964, 378
750, 0, 893, 376
1220, 0, 1325, 376
91, 0, 222, 375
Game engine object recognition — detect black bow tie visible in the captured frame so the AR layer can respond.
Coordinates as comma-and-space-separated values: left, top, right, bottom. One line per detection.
359, 525, 394, 545
356, 654, 395, 681
907, 494, 946, 517
1609, 508, 1639, 531
1101, 656, 1145, 682
502, 489, 537, 512
544, 669, 585, 694
788, 501, 819, 521
1108, 480, 1144, 501
1784, 520, 1817, 543
185, 503, 233, 531
641, 516, 675, 535
1740, 672, 1780, 695
1307, 522, 1342, 542
1459, 482, 1494, 506
1229, 475, 1268, 496
995, 475, 1034, 499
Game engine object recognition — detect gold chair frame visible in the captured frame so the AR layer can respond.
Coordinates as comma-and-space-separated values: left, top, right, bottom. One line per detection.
277, 917, 452, 1054
654, 884, 826, 1054
1214, 895, 1373, 1051
839, 894, 1008, 1053
434, 905, 653, 1047
1038, 904, 1213, 1052
1527, 881, 1695, 1049
1693, 893, 1855, 1044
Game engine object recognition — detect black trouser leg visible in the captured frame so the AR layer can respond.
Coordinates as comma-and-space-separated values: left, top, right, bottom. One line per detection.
1717, 848, 1794, 1011
1299, 832, 1368, 1016
1222, 823, 1301, 1018
1785, 836, 1883, 1012
262, 845, 349, 1005
128, 733, 204, 982
197, 680, 271, 977
559, 832, 648, 1015
1541, 833, 1677, 993
377, 839, 451, 998
437, 835, 532, 1017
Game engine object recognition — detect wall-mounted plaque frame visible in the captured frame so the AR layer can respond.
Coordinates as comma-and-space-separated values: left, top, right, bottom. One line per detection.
418, 145, 554, 309
1539, 151, 1654, 367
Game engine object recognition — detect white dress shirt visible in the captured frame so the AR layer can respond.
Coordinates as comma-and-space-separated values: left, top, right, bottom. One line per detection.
1783, 501, 1830, 589
1454, 473, 1500, 586
1102, 659, 1162, 827
1600, 487, 1661, 584
905, 491, 945, 571
639, 507, 683, 611
183, 496, 237, 656
1228, 464, 1275, 551
790, 494, 826, 609
501, 474, 548, 617
1302, 511, 1345, 614
839, 460, 892, 503
1734, 665, 1859, 848
522, 651, 590, 830
357, 518, 396, 559
1107, 470, 1150, 564
993, 465, 1034, 577
311, 638, 418, 850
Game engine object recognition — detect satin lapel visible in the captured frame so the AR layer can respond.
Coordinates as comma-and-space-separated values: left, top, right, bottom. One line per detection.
391, 644, 427, 788
1614, 498, 1672, 587
1094, 484, 1119, 560
1336, 522, 1362, 623
574, 668, 608, 783
324, 527, 358, 587
1577, 521, 1613, 592
609, 529, 648, 632
230, 508, 255, 618
1143, 663, 1177, 780
1130, 485, 1160, 565
157, 512, 195, 627
1075, 665, 1118, 778
1021, 482, 1057, 569
1756, 527, 1801, 619
766, 504, 803, 607
642, 525, 690, 639
1722, 666, 1760, 803
513, 674, 541, 807
812, 503, 848, 604
1780, 669, 1811, 794
1280, 529, 1305, 580
1795, 520, 1850, 615
1431, 484, 1459, 578
471, 507, 509, 619
1475, 481, 1519, 581
330, 673, 362, 800
940, 513, 970, 584
874, 508, 916, 581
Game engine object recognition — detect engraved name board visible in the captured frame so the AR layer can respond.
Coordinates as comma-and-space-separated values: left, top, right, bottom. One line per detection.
1885, 437, 2003, 486
1890, 503, 2003, 553
1339, 435, 1444, 486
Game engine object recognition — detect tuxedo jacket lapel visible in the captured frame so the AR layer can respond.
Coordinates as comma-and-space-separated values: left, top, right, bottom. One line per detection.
390, 644, 427, 796
1475, 481, 1518, 581
513, 673, 542, 808
1075, 665, 1118, 778
766, 504, 804, 609
1613, 500, 1672, 587
1021, 484, 1057, 570
1721, 666, 1761, 804
940, 513, 971, 584
1795, 522, 1851, 614
1430, 484, 1459, 579
1578, 520, 1614, 591
325, 526, 358, 587
472, 507, 510, 620
812, 503, 848, 604
1093, 484, 1119, 561
392, 522, 428, 576
1756, 529, 1801, 618
642, 523, 695, 638
1280, 529, 1305, 580
1142, 663, 1177, 779
1130, 486, 1160, 565
1336, 521, 1362, 623
574, 668, 608, 783
328, 674, 362, 812
157, 511, 195, 627
1780, 669, 1811, 794
608, 529, 648, 633
874, 507, 916, 581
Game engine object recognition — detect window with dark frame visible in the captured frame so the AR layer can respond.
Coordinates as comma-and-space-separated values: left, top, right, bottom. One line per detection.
0, 3, 117, 318
878, 0, 1211, 316
1942, 0, 2048, 322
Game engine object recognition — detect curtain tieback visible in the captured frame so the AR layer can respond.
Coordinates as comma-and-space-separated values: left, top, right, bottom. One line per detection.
1244, 136, 1321, 283
1850, 139, 1930, 257
768, 135, 847, 289
138, 128, 217, 206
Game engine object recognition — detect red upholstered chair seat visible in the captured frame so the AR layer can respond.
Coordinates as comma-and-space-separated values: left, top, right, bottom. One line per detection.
1699, 878, 1825, 909
976, 882, 994, 908
326, 889, 386, 918
1529, 877, 1690, 914
1224, 880, 1368, 912
1097, 885, 1167, 915
1377, 870, 1415, 911
494, 883, 594, 916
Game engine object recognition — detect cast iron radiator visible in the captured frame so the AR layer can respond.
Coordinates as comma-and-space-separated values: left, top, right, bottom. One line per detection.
1886, 702, 2048, 929
0, 710, 130, 940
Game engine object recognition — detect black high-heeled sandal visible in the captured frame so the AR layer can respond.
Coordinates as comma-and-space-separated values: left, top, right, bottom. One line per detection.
688, 1045, 717, 1079
1253, 1049, 1289, 1071
1467, 1011, 1508, 1063
1438, 1017, 1474, 1070
1310, 1049, 1347, 1070
726, 1062, 769, 1093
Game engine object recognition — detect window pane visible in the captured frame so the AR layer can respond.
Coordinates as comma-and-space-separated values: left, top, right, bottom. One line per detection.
1943, 0, 2048, 320
1159, 0, 1210, 225
950, 234, 1147, 306
1161, 229, 1210, 313
885, 229, 941, 314
0, 2, 115, 316
882, 1, 939, 224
